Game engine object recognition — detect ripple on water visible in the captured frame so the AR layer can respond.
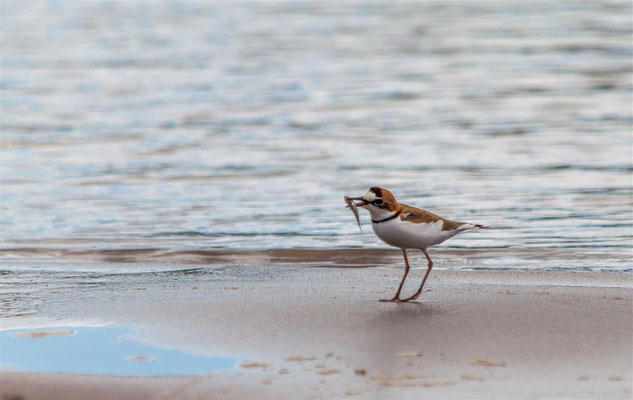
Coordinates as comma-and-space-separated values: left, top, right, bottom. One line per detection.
0, 0, 631, 271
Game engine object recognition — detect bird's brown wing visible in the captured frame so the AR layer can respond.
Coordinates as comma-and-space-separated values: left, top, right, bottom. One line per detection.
399, 204, 465, 231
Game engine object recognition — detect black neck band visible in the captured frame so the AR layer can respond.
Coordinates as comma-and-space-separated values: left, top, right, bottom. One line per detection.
372, 210, 401, 224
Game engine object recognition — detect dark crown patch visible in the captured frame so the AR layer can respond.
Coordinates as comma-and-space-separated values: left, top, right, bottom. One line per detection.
369, 187, 383, 198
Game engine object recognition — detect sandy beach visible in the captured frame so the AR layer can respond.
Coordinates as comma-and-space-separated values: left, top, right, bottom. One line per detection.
3, 0, 632, 398
2, 263, 631, 399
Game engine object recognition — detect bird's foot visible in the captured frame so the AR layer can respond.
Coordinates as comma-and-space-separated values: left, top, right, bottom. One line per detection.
379, 297, 401, 302
400, 294, 421, 302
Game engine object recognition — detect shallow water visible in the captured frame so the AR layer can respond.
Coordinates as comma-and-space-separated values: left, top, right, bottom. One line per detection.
1, 325, 238, 375
1, 1, 632, 270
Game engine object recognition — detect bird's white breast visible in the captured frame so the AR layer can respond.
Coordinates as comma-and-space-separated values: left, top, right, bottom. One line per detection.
371, 217, 460, 249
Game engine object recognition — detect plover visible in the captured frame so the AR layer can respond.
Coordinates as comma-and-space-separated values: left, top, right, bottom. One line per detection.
345, 187, 486, 302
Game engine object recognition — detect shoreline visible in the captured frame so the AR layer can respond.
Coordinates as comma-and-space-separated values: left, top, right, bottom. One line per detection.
1, 268, 632, 399
1, 246, 631, 272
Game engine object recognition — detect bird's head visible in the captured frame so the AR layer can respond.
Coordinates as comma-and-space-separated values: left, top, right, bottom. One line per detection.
348, 187, 400, 219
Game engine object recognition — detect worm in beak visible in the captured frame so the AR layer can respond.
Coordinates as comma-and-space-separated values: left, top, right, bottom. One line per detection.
344, 196, 364, 231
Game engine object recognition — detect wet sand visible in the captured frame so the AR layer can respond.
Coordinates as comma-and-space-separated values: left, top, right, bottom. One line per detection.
1, 267, 632, 399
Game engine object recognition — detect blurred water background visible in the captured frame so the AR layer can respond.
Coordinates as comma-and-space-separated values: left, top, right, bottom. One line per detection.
1, 0, 632, 271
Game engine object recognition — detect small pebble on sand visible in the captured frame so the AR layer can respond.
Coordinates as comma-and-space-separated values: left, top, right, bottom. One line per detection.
470, 358, 505, 367
315, 368, 341, 375
461, 373, 486, 382
396, 351, 421, 358
240, 360, 270, 369
12, 330, 75, 339
422, 378, 457, 387
285, 354, 316, 361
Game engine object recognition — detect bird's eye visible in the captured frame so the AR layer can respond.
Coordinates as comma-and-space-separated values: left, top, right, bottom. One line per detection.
374, 199, 384, 205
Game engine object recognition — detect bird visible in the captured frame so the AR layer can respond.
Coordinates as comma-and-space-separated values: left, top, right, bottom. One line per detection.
346, 187, 486, 302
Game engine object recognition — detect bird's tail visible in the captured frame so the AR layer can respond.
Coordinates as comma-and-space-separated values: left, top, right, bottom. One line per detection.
473, 224, 490, 229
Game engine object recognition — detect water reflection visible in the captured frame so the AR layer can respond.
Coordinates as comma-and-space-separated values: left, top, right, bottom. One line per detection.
1, 326, 238, 375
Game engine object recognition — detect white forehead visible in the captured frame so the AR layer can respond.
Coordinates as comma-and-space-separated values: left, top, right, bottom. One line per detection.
363, 190, 377, 201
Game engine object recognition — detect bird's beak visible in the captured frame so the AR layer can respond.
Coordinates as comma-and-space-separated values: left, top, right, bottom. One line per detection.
347, 197, 366, 207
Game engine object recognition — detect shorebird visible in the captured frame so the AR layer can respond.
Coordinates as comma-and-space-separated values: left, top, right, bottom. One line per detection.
345, 187, 486, 302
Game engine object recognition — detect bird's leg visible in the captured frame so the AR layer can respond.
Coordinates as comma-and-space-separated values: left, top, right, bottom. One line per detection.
380, 249, 410, 302
401, 249, 433, 302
